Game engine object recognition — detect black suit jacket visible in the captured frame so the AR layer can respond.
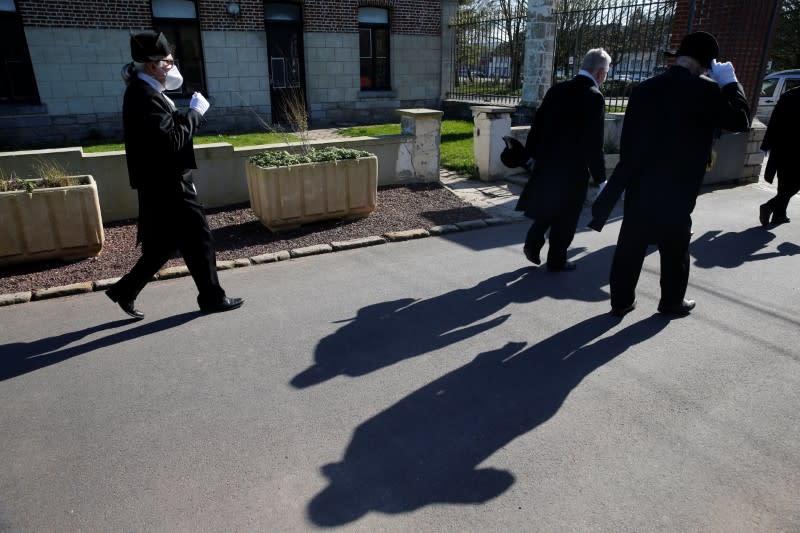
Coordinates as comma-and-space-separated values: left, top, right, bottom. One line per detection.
591, 66, 750, 230
761, 86, 800, 186
122, 76, 206, 246
516, 75, 606, 219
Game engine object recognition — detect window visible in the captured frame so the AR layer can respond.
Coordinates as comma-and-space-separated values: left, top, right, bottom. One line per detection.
760, 78, 778, 98
783, 78, 800, 94
152, 0, 206, 97
0, 0, 39, 103
359, 7, 390, 90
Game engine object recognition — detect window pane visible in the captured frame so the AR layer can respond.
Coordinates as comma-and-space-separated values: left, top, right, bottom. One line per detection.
783, 79, 800, 93
152, 0, 197, 19
760, 78, 777, 97
0, 0, 16, 13
359, 28, 371, 58
271, 57, 286, 88
374, 28, 388, 58
359, 7, 388, 24
375, 58, 389, 88
265, 2, 301, 21
360, 59, 373, 89
154, 21, 205, 95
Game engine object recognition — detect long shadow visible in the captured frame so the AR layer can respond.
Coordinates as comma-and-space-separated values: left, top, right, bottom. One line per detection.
0, 312, 199, 381
307, 313, 673, 526
691, 228, 800, 269
291, 246, 617, 388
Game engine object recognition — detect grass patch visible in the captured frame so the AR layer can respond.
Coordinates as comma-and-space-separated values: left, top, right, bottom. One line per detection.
82, 131, 297, 153
337, 119, 475, 176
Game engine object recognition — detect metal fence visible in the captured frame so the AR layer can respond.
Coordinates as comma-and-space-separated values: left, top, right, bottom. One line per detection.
553, 0, 678, 111
446, 9, 526, 106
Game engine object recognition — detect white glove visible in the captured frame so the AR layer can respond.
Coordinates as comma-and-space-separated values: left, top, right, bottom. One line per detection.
710, 59, 738, 87
190, 92, 210, 115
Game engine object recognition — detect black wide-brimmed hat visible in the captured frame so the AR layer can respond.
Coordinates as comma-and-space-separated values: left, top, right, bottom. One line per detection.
665, 31, 719, 68
130, 31, 172, 62
500, 136, 529, 169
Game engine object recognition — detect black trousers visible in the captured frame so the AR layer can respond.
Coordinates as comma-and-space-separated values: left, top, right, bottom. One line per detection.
609, 220, 691, 309
109, 193, 225, 307
525, 198, 583, 268
763, 174, 800, 218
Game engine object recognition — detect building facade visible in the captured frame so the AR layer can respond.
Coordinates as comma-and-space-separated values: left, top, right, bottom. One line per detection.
0, 0, 455, 149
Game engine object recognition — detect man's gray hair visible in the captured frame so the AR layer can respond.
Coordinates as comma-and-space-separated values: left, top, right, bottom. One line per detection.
581, 48, 612, 71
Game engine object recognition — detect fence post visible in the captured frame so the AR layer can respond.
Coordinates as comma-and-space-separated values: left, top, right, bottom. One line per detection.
397, 108, 444, 182
471, 105, 513, 182
520, 0, 556, 117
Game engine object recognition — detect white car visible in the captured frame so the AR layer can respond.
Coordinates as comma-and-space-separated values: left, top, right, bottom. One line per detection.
757, 69, 800, 124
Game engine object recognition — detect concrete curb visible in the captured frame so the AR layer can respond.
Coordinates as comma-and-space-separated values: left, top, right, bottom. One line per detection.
0, 175, 529, 308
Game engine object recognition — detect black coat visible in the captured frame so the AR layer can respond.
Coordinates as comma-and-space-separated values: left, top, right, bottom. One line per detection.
516, 75, 606, 219
591, 66, 750, 230
761, 86, 800, 186
122, 76, 206, 247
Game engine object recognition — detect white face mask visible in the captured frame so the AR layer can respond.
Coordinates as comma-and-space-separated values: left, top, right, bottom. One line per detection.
164, 67, 183, 91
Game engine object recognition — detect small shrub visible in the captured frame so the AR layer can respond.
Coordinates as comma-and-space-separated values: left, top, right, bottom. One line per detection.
249, 147, 373, 168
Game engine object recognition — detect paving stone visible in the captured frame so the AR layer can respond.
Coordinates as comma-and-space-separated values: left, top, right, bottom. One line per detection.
331, 236, 387, 251
455, 219, 489, 231
383, 228, 431, 241
250, 250, 291, 264
428, 224, 460, 235
234, 258, 252, 267
0, 291, 32, 306
158, 266, 190, 279
216, 260, 236, 270
93, 277, 121, 291
32, 282, 93, 301
290, 244, 334, 258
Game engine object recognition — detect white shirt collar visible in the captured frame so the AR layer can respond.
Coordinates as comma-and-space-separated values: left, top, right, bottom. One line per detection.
137, 71, 165, 92
578, 69, 599, 88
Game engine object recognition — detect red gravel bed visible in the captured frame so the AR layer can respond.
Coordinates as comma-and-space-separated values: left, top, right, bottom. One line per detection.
0, 183, 490, 295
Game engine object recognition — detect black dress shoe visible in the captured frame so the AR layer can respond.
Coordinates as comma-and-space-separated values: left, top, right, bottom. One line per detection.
523, 245, 541, 265
759, 204, 771, 227
657, 299, 696, 315
610, 301, 636, 317
547, 261, 576, 272
772, 214, 791, 225
106, 290, 144, 320
199, 296, 244, 314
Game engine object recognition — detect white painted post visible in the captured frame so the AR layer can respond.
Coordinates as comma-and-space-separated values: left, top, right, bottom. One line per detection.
397, 108, 444, 182
520, 0, 556, 113
471, 105, 513, 182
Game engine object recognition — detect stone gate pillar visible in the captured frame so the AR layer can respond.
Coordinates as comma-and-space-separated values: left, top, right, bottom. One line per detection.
519, 0, 556, 117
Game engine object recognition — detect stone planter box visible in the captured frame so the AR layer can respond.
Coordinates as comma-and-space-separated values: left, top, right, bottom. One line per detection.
246, 156, 378, 231
0, 175, 104, 266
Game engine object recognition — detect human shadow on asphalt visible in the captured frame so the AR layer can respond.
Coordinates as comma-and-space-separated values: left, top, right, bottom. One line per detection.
691, 228, 800, 269
291, 246, 618, 389
306, 313, 673, 526
0, 312, 198, 381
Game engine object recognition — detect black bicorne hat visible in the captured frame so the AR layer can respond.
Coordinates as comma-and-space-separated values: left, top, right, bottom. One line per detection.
130, 31, 172, 62
665, 31, 719, 69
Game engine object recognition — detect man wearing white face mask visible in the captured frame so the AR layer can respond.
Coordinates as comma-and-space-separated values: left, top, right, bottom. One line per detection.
107, 31, 242, 319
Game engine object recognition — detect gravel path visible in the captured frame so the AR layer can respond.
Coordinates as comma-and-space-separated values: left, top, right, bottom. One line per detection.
0, 182, 490, 295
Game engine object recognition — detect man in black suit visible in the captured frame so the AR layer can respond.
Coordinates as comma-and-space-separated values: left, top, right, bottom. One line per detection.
759, 86, 800, 226
589, 32, 750, 316
516, 48, 610, 272
106, 31, 243, 319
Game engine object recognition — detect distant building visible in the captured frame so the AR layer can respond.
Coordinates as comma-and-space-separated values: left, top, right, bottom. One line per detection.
0, 0, 455, 148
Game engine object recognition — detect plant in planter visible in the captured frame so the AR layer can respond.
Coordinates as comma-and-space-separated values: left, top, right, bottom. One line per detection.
245, 90, 378, 231
246, 146, 378, 231
0, 162, 105, 266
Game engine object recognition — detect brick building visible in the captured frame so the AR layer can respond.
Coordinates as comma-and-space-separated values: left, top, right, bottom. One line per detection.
0, 0, 457, 148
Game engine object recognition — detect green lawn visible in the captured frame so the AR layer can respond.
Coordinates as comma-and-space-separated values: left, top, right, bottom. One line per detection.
82, 131, 295, 153
338, 119, 475, 175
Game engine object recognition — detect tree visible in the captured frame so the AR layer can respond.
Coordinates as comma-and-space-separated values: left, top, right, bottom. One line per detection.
769, 0, 800, 71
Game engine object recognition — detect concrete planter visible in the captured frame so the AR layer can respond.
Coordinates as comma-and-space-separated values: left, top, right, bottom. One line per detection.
0, 175, 104, 266
246, 156, 378, 231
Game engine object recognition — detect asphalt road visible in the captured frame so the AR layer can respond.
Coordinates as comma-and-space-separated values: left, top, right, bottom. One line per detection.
1, 182, 798, 532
